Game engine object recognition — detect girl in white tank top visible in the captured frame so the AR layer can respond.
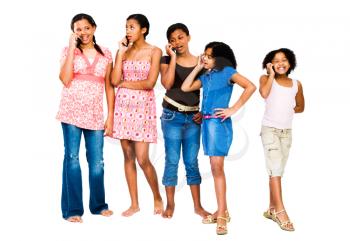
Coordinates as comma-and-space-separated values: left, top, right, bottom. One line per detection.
259, 48, 305, 232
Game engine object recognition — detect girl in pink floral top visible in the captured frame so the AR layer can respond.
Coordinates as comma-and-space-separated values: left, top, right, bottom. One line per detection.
111, 13, 163, 217
57, 13, 114, 222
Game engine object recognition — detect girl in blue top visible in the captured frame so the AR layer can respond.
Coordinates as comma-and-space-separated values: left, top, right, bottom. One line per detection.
182, 42, 256, 235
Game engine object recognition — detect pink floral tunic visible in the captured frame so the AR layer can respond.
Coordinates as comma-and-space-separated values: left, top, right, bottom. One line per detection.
112, 60, 157, 143
56, 46, 112, 130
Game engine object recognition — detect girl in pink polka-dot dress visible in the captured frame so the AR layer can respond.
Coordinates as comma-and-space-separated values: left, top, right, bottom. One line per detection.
112, 60, 157, 143
111, 14, 163, 217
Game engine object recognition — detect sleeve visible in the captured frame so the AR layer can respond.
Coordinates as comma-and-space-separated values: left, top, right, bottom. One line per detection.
60, 47, 68, 65
198, 73, 204, 83
160, 56, 170, 64
226, 67, 237, 85
103, 48, 113, 64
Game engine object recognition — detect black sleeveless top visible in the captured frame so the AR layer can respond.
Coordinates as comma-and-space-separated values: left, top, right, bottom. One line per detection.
161, 56, 200, 112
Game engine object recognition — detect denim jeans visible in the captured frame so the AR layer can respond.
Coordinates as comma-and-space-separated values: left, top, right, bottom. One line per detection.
61, 123, 108, 219
160, 108, 202, 186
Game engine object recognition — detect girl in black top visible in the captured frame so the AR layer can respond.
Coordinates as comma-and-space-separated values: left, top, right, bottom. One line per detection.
160, 23, 210, 219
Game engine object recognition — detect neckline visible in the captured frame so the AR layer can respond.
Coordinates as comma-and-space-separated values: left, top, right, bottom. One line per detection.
274, 78, 294, 88
81, 51, 99, 68
176, 63, 196, 69
123, 59, 150, 63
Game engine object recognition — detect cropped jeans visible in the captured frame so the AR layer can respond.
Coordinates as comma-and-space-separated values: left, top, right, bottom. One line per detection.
161, 108, 202, 186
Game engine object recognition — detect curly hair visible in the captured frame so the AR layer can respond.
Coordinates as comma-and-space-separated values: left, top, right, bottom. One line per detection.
205, 41, 237, 70
262, 48, 296, 76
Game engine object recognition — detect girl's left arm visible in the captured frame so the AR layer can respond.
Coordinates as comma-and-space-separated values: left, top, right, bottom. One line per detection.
294, 80, 305, 113
215, 73, 256, 120
104, 62, 115, 136
118, 47, 162, 90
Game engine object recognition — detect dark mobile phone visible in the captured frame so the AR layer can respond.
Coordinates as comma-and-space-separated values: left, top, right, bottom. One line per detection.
171, 47, 177, 54
122, 36, 129, 47
76, 36, 82, 47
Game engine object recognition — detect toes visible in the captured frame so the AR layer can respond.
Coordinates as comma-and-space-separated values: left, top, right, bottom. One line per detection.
101, 209, 113, 217
67, 216, 82, 223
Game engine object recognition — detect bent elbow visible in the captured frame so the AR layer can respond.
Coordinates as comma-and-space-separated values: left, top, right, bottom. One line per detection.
251, 85, 257, 93
59, 75, 71, 88
259, 90, 268, 99
296, 106, 305, 113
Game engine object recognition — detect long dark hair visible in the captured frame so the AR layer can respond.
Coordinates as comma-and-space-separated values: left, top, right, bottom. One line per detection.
205, 41, 237, 70
70, 13, 104, 56
127, 14, 150, 39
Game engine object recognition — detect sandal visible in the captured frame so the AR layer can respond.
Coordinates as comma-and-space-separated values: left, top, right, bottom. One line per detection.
263, 207, 275, 220
202, 210, 231, 224
272, 209, 295, 231
202, 214, 217, 224
216, 216, 229, 235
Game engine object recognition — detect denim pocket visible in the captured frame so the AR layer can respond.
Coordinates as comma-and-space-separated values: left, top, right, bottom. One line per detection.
160, 109, 175, 121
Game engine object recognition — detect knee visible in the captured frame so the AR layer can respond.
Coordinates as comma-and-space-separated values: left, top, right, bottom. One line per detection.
89, 159, 104, 175
64, 153, 80, 167
165, 155, 180, 169
211, 165, 224, 177
137, 158, 151, 170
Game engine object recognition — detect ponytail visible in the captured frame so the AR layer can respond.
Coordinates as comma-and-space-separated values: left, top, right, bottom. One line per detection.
93, 36, 104, 56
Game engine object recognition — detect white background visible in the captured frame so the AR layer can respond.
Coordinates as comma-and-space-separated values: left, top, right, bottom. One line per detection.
1, 0, 350, 240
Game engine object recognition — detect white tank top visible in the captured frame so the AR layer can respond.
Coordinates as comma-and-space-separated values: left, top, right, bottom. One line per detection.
262, 79, 298, 129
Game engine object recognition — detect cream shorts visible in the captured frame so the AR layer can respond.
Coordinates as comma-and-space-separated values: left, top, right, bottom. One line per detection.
261, 126, 292, 177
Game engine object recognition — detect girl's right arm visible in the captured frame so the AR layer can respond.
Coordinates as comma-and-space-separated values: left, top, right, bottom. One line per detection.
160, 44, 177, 90
181, 57, 203, 92
111, 39, 128, 87
59, 33, 77, 87
259, 63, 275, 98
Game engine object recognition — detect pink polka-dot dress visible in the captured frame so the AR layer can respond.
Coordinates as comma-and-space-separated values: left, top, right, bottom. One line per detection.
112, 60, 157, 143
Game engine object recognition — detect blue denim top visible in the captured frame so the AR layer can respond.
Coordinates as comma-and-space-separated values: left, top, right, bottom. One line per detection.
199, 66, 237, 115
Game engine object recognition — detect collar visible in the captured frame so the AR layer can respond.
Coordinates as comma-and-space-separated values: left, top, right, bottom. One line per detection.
205, 68, 219, 75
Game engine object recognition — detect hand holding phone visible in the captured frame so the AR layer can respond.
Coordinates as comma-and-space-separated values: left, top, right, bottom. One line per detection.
266, 63, 275, 76
69, 33, 80, 49
122, 35, 129, 47
165, 44, 176, 56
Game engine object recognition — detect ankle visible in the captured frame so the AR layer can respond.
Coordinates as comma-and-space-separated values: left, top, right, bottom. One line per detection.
166, 202, 175, 208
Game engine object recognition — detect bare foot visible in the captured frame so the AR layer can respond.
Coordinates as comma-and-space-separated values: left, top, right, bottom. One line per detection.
154, 199, 164, 215
66, 216, 83, 223
195, 207, 211, 219
100, 209, 113, 217
121, 206, 140, 217
162, 204, 175, 218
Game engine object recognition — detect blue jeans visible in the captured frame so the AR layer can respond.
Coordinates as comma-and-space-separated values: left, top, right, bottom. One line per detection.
161, 108, 202, 186
61, 123, 108, 219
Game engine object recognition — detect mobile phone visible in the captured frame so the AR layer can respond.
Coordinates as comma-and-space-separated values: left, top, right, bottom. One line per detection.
122, 36, 129, 47
171, 47, 177, 54
75, 35, 82, 47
